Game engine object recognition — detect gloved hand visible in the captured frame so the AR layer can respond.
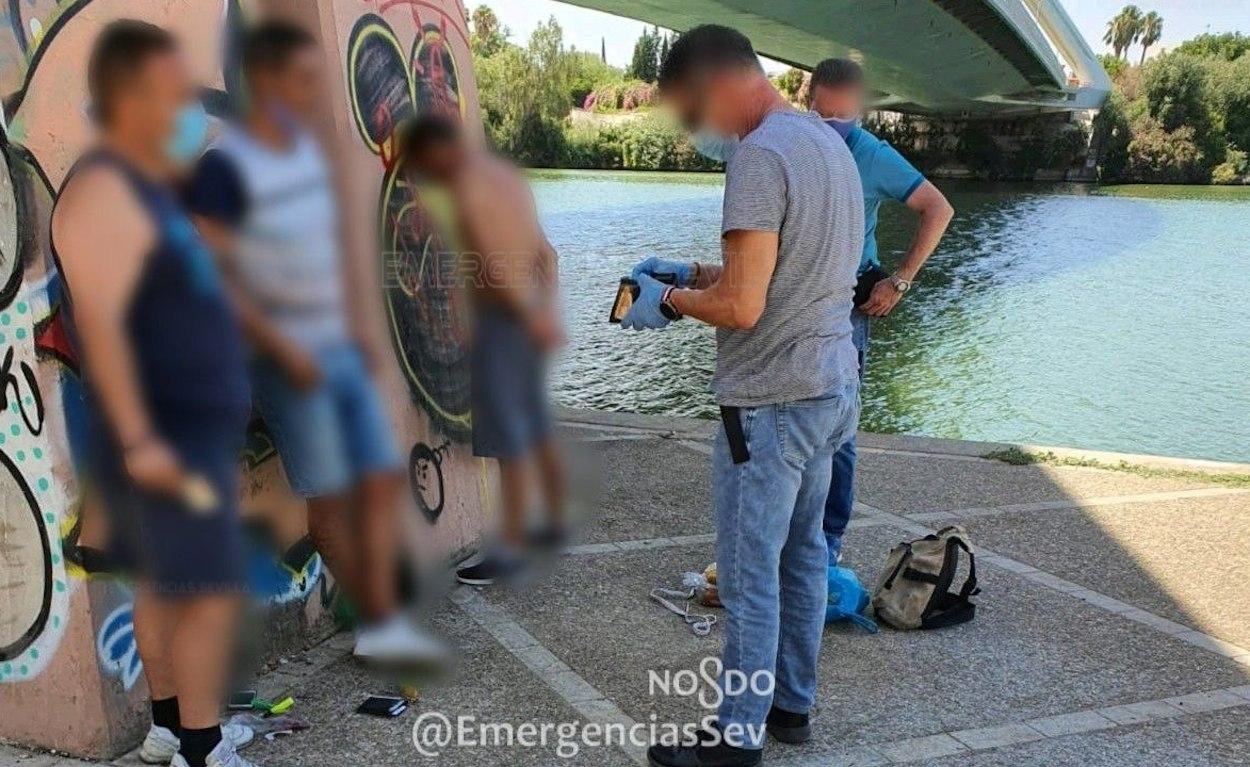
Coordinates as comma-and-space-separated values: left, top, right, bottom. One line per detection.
620, 273, 671, 331
631, 257, 696, 288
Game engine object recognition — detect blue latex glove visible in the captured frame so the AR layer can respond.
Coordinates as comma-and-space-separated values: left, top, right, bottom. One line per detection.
620, 273, 671, 331
631, 256, 695, 288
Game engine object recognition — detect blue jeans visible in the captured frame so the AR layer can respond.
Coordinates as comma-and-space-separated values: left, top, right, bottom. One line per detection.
252, 343, 402, 497
714, 381, 860, 749
823, 311, 870, 563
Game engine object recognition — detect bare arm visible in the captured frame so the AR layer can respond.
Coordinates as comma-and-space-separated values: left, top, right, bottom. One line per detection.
53, 167, 189, 494
896, 181, 954, 282
53, 167, 156, 448
861, 181, 954, 317
669, 229, 778, 330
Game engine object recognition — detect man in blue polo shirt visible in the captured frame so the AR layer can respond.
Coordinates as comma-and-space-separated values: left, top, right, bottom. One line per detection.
808, 58, 955, 563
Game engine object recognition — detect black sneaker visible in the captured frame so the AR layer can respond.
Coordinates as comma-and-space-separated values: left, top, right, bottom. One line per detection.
526, 524, 569, 552
766, 706, 811, 744
647, 730, 761, 767
455, 549, 526, 586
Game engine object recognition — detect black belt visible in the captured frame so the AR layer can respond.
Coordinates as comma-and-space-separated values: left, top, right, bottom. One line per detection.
718, 406, 750, 464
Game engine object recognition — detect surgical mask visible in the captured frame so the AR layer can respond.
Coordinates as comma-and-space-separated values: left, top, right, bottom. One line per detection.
164, 101, 209, 165
822, 114, 861, 140
692, 130, 739, 163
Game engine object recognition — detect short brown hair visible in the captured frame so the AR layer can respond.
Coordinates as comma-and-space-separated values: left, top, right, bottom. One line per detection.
810, 58, 864, 90
242, 20, 317, 76
88, 19, 177, 124
658, 25, 761, 88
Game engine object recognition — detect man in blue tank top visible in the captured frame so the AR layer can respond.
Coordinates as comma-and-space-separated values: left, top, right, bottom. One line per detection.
51, 21, 260, 767
808, 59, 955, 564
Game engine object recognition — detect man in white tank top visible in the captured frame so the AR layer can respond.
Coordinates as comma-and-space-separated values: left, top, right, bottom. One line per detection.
186, 21, 444, 664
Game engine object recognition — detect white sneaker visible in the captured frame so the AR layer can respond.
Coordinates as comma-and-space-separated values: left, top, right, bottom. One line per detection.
353, 615, 449, 664
170, 738, 260, 767
139, 722, 255, 764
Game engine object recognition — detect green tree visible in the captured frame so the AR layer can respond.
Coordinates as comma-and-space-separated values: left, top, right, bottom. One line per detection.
1205, 56, 1250, 153
1104, 5, 1143, 61
1174, 32, 1250, 61
1126, 115, 1207, 182
1141, 52, 1211, 134
773, 68, 807, 104
1138, 11, 1162, 65
628, 27, 660, 83
476, 18, 573, 166
470, 4, 507, 58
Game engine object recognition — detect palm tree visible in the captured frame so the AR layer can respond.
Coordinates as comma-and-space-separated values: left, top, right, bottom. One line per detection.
1139, 11, 1163, 64
1104, 5, 1144, 60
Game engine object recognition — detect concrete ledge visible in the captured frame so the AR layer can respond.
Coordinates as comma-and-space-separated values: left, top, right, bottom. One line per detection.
555, 407, 1250, 476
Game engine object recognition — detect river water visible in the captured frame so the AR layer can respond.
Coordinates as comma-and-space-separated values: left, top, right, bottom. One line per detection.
532, 170, 1249, 462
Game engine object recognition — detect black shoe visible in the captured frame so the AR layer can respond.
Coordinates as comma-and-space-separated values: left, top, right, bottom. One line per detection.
526, 524, 569, 552
765, 706, 811, 744
455, 549, 526, 586
647, 735, 761, 767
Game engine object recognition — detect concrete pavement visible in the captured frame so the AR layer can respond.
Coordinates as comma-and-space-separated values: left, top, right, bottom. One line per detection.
4, 410, 1248, 766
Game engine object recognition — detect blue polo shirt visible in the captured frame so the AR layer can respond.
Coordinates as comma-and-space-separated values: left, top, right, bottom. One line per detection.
826, 121, 926, 273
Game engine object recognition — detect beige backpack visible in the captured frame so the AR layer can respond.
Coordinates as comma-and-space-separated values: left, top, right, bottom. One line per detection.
872, 526, 980, 630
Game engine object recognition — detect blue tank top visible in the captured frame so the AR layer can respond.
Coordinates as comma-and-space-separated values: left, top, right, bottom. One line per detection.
53, 150, 250, 420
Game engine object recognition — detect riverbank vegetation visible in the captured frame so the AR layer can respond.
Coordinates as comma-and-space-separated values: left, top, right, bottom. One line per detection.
1092, 9, 1250, 185
469, 4, 1248, 183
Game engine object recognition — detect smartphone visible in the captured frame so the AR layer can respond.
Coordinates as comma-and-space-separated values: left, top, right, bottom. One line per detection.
227, 691, 256, 711
608, 273, 678, 324
609, 278, 638, 324
356, 694, 409, 718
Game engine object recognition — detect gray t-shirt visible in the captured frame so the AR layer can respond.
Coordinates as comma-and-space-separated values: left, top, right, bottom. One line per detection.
714, 110, 864, 406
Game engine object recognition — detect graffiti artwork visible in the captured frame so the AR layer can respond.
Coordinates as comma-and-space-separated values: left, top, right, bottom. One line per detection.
0, 291, 69, 682
408, 439, 449, 523
346, 11, 471, 439
96, 600, 140, 691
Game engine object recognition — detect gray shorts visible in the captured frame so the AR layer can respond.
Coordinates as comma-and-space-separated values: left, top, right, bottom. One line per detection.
470, 308, 551, 460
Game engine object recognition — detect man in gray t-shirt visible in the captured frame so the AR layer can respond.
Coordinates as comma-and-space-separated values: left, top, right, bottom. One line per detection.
620, 25, 864, 767
715, 111, 863, 405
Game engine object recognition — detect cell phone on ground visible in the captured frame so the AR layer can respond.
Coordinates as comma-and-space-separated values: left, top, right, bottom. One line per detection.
356, 695, 409, 718
608, 273, 678, 323
227, 691, 256, 711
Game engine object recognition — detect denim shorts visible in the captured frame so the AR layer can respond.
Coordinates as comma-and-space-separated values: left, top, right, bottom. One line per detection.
470, 308, 552, 460
252, 343, 402, 497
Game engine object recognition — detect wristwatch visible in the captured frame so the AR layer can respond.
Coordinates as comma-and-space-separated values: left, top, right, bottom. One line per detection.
888, 274, 912, 294
659, 286, 683, 320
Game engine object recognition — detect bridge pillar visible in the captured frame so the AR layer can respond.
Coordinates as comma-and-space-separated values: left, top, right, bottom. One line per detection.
0, 0, 487, 757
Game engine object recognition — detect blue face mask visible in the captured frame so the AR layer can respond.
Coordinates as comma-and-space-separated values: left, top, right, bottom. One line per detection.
692, 130, 739, 163
822, 115, 861, 140
165, 101, 209, 165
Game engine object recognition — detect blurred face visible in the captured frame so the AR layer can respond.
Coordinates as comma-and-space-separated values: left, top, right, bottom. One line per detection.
809, 81, 864, 121
406, 140, 464, 182
257, 46, 325, 120
661, 70, 743, 138
110, 49, 196, 147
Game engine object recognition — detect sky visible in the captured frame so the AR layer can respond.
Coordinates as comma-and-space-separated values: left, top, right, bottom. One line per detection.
478, 0, 1250, 70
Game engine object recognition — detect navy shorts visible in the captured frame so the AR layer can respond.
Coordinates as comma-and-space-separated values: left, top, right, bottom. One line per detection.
91, 408, 249, 596
470, 308, 552, 460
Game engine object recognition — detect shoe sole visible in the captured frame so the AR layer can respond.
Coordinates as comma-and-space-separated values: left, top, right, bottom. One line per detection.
455, 574, 496, 586
768, 723, 812, 744
139, 748, 172, 765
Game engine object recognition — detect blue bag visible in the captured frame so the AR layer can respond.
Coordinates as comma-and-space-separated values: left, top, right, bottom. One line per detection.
825, 566, 879, 633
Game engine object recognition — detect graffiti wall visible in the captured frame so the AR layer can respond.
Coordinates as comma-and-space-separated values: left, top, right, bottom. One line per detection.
312, 0, 489, 561
0, 0, 488, 757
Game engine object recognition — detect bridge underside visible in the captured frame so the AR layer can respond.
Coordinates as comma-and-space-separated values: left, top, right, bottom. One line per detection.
563, 0, 1109, 116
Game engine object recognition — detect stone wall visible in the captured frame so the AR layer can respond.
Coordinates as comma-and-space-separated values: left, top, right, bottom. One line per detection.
0, 0, 486, 757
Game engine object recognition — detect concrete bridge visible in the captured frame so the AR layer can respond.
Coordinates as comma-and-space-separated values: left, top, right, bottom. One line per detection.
564, 0, 1111, 115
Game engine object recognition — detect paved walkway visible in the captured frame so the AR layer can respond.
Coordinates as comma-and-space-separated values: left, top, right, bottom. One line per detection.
4, 411, 1249, 766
